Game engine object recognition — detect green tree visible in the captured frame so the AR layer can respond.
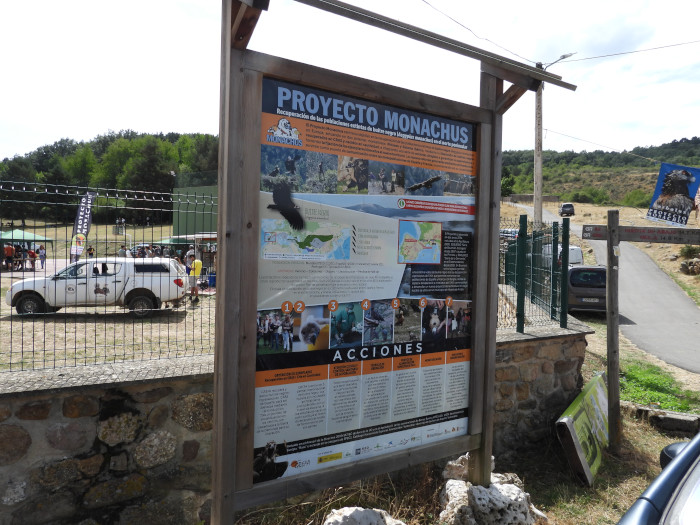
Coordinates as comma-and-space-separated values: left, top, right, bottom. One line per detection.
92, 138, 134, 188
62, 144, 97, 187
501, 167, 515, 197
119, 135, 178, 193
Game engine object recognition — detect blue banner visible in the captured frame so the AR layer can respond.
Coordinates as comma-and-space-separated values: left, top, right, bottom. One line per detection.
646, 163, 700, 226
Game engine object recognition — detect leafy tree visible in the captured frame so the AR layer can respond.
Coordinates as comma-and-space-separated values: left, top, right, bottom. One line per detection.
501, 167, 515, 197
62, 144, 97, 187
29, 138, 78, 173
92, 138, 134, 188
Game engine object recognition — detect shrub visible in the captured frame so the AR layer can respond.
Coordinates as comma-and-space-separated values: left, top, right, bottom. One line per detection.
621, 189, 653, 208
680, 244, 700, 258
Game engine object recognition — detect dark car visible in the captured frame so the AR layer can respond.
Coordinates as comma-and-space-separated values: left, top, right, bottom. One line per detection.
568, 266, 606, 313
559, 202, 575, 216
618, 431, 700, 524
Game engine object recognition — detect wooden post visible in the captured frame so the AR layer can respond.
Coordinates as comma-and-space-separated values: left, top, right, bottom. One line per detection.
607, 210, 621, 453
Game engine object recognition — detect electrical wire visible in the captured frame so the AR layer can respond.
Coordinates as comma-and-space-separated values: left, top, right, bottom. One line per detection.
542, 129, 661, 164
417, 0, 700, 67
563, 40, 700, 64
418, 0, 537, 64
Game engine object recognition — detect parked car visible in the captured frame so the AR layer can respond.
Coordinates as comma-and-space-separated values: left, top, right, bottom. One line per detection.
5, 257, 187, 318
618, 431, 700, 524
567, 265, 606, 313
559, 202, 575, 216
499, 228, 519, 241
542, 244, 584, 267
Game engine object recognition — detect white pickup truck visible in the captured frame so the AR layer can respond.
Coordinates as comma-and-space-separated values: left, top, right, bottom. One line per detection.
5, 257, 187, 318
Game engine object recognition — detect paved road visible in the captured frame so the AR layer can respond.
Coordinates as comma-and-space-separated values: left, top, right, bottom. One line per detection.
517, 205, 700, 374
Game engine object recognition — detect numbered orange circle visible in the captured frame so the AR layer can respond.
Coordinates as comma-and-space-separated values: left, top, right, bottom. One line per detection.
419, 297, 428, 308
445, 296, 453, 307
328, 300, 339, 312
293, 301, 306, 313
391, 298, 401, 309
281, 301, 293, 314
360, 299, 371, 311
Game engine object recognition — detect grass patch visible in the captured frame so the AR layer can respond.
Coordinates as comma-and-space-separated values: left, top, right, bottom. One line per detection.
666, 272, 700, 307
620, 360, 700, 413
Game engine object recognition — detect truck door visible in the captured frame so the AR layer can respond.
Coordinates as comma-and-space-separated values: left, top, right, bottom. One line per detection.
49, 261, 90, 306
89, 262, 126, 306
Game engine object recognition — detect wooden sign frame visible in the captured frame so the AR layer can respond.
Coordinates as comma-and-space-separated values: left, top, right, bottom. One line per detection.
212, 1, 576, 521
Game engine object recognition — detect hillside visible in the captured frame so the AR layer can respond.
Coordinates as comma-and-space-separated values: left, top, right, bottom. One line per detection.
502, 136, 700, 205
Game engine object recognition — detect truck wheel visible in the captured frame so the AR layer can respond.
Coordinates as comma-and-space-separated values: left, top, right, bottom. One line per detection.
16, 294, 46, 315
129, 295, 155, 318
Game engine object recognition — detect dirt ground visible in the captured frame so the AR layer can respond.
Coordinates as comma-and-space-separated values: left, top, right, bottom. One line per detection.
503, 201, 700, 392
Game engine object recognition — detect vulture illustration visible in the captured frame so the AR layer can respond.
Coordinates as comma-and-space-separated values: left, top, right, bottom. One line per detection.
650, 169, 696, 215
268, 182, 305, 230
407, 175, 442, 192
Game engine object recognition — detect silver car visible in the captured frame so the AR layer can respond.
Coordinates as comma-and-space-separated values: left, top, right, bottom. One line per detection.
567, 266, 606, 313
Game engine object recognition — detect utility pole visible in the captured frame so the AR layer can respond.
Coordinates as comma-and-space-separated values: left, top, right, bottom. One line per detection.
534, 53, 575, 226
534, 63, 544, 227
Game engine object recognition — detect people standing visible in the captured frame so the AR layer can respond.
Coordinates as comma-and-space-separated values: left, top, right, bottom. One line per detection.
4, 243, 15, 271
188, 254, 202, 304
87, 246, 95, 258
282, 314, 293, 351
118, 245, 126, 257
38, 244, 46, 269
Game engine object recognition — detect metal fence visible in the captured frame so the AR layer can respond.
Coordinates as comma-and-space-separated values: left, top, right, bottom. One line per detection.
0, 180, 217, 372
498, 214, 570, 331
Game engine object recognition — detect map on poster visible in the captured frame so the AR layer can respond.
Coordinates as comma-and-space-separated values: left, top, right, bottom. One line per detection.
253, 77, 478, 484
398, 220, 441, 264
261, 219, 352, 260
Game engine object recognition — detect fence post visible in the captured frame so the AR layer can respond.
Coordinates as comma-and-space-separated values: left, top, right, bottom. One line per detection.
550, 221, 559, 319
516, 214, 527, 333
531, 228, 543, 303
559, 217, 569, 328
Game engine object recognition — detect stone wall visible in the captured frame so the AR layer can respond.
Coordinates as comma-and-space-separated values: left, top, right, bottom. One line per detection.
0, 326, 590, 524
0, 367, 214, 525
493, 327, 589, 455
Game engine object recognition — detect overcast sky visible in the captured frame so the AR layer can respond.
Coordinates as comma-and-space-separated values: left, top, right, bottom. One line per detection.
2, 0, 699, 162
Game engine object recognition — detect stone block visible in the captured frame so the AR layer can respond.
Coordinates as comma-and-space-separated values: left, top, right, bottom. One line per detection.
0, 424, 32, 465
561, 374, 578, 391
563, 340, 586, 358
1, 480, 27, 506
0, 402, 11, 422
537, 343, 562, 361
63, 395, 99, 418
98, 412, 141, 446
512, 345, 535, 363
16, 400, 52, 420
468, 481, 535, 525
495, 366, 519, 382
520, 364, 539, 382
171, 393, 213, 432
78, 454, 104, 477
110, 452, 129, 472
515, 383, 530, 401
46, 421, 90, 451
499, 383, 514, 397
134, 430, 177, 469
182, 440, 200, 462
554, 359, 578, 374
83, 474, 147, 509
496, 347, 514, 364
148, 404, 169, 428
541, 361, 554, 374
39, 459, 81, 489
496, 398, 514, 411
517, 398, 537, 411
